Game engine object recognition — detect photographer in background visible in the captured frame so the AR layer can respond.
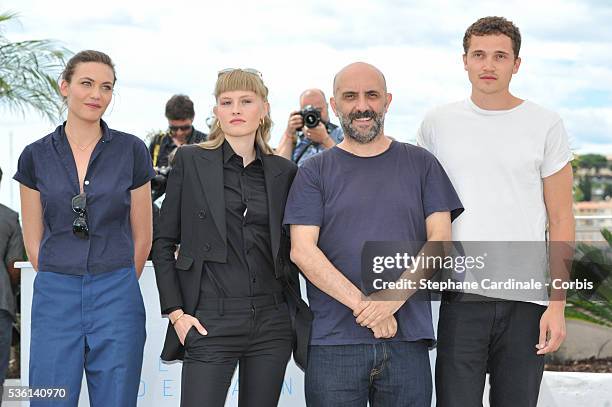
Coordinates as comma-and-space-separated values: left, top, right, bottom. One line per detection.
0, 166, 25, 401
149, 94, 207, 201
276, 88, 343, 166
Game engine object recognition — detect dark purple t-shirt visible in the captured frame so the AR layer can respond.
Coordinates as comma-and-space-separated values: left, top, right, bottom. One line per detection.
283, 141, 463, 345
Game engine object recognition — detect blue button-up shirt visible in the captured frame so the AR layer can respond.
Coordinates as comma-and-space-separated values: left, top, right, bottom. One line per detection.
291, 122, 344, 167
14, 120, 155, 275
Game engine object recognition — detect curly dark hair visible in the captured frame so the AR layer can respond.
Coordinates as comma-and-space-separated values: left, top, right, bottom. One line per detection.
165, 94, 195, 121
463, 16, 521, 59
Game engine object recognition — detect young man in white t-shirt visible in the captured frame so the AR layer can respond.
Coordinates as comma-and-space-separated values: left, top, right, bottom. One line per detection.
417, 16, 575, 407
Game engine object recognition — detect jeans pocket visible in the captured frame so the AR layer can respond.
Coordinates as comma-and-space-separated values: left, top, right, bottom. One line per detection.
127, 268, 146, 314
33, 270, 42, 291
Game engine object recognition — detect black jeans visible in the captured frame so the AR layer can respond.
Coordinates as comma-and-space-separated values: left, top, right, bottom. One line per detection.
436, 295, 546, 407
181, 294, 293, 407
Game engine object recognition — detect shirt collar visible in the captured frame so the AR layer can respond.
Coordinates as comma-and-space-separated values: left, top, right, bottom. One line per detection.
222, 139, 263, 165
54, 119, 113, 143
186, 127, 197, 144
168, 127, 195, 148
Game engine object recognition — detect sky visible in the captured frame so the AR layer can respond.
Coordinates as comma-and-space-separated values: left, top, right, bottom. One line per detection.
1, 0, 611, 209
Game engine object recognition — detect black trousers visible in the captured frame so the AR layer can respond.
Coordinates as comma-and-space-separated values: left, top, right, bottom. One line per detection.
181, 293, 293, 407
435, 295, 546, 407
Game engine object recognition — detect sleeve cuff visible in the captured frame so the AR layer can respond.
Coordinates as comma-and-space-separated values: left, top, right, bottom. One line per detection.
130, 169, 157, 190
162, 306, 183, 316
541, 153, 573, 178
13, 173, 38, 191
425, 206, 465, 223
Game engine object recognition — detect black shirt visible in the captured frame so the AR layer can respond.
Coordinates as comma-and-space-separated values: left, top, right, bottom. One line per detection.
200, 141, 284, 298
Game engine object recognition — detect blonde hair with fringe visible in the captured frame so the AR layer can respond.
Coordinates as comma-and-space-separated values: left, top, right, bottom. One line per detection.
199, 69, 274, 154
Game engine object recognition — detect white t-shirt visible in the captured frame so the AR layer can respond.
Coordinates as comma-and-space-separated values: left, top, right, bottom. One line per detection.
417, 98, 573, 302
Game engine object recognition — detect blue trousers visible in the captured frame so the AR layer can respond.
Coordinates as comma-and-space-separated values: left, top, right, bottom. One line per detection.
305, 341, 432, 407
29, 267, 146, 407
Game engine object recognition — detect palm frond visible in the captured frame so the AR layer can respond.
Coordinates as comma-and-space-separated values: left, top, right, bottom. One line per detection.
0, 12, 71, 122
0, 11, 18, 26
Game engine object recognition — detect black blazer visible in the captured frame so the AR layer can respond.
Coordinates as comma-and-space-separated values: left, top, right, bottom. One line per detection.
152, 143, 312, 369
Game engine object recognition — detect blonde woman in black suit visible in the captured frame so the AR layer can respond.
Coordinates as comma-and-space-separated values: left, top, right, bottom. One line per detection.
153, 68, 311, 407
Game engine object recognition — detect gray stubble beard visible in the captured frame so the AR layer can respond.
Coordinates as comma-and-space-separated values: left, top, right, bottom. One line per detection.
337, 110, 385, 144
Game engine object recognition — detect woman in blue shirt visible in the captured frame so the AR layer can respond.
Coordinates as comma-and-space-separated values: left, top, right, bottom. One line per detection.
14, 50, 155, 407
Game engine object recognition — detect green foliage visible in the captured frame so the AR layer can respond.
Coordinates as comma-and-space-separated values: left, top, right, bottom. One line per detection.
573, 154, 610, 202
565, 306, 612, 327
567, 229, 612, 326
571, 155, 580, 172
602, 228, 612, 246
577, 154, 608, 170
604, 184, 612, 200
577, 176, 592, 201
0, 11, 71, 122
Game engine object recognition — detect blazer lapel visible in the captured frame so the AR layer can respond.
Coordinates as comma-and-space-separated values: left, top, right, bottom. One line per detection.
263, 155, 286, 262
195, 147, 227, 243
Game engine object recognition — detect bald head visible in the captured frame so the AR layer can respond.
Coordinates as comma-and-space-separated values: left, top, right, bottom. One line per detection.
330, 62, 392, 144
333, 62, 387, 95
300, 88, 326, 103
299, 88, 329, 122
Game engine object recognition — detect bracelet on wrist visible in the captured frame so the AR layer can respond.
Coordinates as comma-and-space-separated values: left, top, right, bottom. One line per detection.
171, 312, 185, 325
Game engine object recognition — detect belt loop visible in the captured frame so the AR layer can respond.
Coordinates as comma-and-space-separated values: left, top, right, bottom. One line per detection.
218, 298, 225, 316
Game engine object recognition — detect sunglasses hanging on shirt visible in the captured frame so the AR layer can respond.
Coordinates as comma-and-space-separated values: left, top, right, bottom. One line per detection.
71, 192, 89, 240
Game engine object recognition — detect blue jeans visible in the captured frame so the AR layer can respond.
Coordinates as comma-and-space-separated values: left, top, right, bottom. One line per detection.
0, 309, 13, 401
305, 341, 432, 407
29, 267, 146, 407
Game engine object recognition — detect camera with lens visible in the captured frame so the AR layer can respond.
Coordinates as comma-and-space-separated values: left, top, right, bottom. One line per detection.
299, 105, 321, 129
151, 166, 171, 201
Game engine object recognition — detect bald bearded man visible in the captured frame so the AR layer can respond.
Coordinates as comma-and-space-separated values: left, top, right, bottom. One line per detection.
284, 63, 463, 407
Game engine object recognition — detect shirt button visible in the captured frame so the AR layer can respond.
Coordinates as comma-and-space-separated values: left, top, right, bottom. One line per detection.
203, 243, 211, 252
84, 180, 90, 185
